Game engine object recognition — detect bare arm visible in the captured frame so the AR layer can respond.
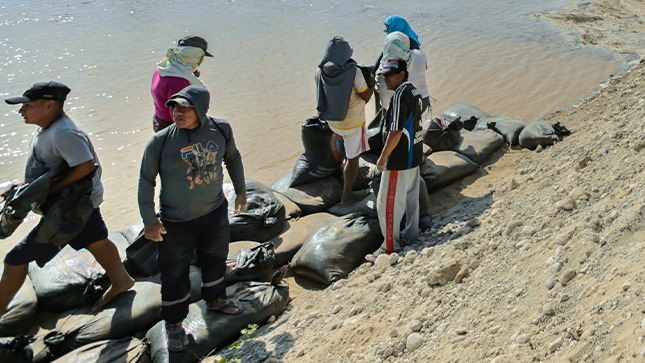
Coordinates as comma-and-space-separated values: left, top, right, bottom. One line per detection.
359, 87, 373, 103
50, 160, 96, 194
376, 130, 402, 171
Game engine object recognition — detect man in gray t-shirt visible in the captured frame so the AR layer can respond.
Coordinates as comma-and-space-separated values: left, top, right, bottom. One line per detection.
0, 81, 134, 317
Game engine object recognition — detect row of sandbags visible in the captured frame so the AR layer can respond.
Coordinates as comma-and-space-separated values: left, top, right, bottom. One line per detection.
0, 279, 289, 363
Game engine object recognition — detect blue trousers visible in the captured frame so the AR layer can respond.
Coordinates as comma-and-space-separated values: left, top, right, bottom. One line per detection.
158, 201, 229, 323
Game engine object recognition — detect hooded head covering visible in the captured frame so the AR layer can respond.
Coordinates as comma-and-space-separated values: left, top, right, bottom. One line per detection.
157, 46, 206, 85
316, 36, 358, 121
167, 85, 210, 128
381, 31, 411, 67
384, 15, 421, 47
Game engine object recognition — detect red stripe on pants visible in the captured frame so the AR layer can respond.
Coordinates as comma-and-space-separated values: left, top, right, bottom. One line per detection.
385, 170, 398, 253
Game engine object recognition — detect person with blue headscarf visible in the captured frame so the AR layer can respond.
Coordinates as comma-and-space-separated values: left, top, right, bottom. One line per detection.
373, 16, 430, 113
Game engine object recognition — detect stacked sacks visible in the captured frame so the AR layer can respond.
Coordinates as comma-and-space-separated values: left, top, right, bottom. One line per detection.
224, 179, 286, 242
30, 281, 161, 361
51, 337, 149, 363
290, 116, 345, 187
146, 279, 290, 363
474, 115, 526, 146
440, 104, 489, 121
28, 238, 126, 312
290, 214, 383, 286
519, 120, 571, 150
270, 213, 339, 266
270, 171, 343, 216
0, 266, 37, 336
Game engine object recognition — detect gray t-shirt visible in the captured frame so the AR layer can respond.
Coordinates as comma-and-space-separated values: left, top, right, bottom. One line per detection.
25, 114, 104, 207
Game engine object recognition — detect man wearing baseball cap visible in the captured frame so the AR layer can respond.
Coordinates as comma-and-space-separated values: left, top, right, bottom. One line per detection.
366, 58, 424, 262
0, 81, 134, 316
151, 35, 214, 132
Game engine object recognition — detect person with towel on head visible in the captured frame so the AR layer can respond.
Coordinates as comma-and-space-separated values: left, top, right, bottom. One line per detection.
316, 36, 374, 205
374, 16, 430, 113
151, 36, 213, 132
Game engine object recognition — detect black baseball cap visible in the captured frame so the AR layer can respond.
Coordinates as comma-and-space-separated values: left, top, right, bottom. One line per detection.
165, 96, 193, 108
177, 36, 213, 57
5, 81, 71, 105
378, 58, 408, 76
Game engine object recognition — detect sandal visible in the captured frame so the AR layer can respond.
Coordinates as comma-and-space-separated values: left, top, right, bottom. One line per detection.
207, 297, 244, 315
166, 323, 189, 353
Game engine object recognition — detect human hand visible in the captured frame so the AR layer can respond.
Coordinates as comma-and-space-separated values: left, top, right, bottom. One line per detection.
193, 69, 201, 77
144, 219, 166, 242
376, 157, 387, 172
234, 193, 247, 215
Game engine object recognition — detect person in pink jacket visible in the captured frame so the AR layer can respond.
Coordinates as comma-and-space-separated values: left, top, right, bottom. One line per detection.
151, 36, 213, 132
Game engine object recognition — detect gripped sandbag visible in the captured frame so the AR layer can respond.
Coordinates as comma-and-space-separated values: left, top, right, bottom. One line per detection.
37, 281, 161, 360
270, 172, 343, 216
51, 337, 150, 363
474, 115, 526, 146
290, 214, 383, 286
453, 129, 505, 165
122, 222, 159, 278
224, 179, 286, 242
519, 120, 571, 150
146, 280, 290, 363
0, 267, 37, 337
28, 246, 107, 312
420, 151, 479, 192
270, 213, 339, 267
440, 104, 489, 121
290, 116, 345, 187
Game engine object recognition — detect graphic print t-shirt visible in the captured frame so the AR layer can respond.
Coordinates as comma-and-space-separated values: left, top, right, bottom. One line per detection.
383, 81, 424, 170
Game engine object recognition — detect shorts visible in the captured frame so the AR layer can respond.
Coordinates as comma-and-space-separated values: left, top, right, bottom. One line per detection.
4, 208, 108, 267
153, 115, 173, 133
328, 123, 370, 159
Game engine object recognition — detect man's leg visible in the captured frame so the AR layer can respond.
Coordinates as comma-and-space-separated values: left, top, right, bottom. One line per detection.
0, 263, 28, 317
198, 202, 241, 314
87, 238, 134, 310
376, 170, 406, 253
401, 168, 421, 244
341, 156, 360, 205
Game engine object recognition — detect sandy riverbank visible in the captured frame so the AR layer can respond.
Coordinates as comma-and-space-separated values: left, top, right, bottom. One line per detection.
209, 0, 644, 362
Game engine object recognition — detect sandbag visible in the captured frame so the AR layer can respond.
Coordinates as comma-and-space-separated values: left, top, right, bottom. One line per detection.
146, 280, 290, 363
420, 151, 479, 192
328, 191, 377, 218
270, 213, 338, 267
0, 336, 36, 363
419, 178, 433, 231
475, 115, 526, 146
290, 116, 345, 187
270, 172, 343, 216
290, 215, 383, 286
519, 120, 571, 150
440, 104, 489, 121
51, 337, 150, 363
122, 222, 158, 278
28, 245, 107, 312
225, 242, 275, 285
453, 129, 505, 165
0, 266, 37, 337
273, 192, 302, 220
224, 179, 286, 243
423, 116, 463, 152
37, 281, 161, 360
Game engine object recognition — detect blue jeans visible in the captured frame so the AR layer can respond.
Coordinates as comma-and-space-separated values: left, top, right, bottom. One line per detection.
158, 201, 229, 323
